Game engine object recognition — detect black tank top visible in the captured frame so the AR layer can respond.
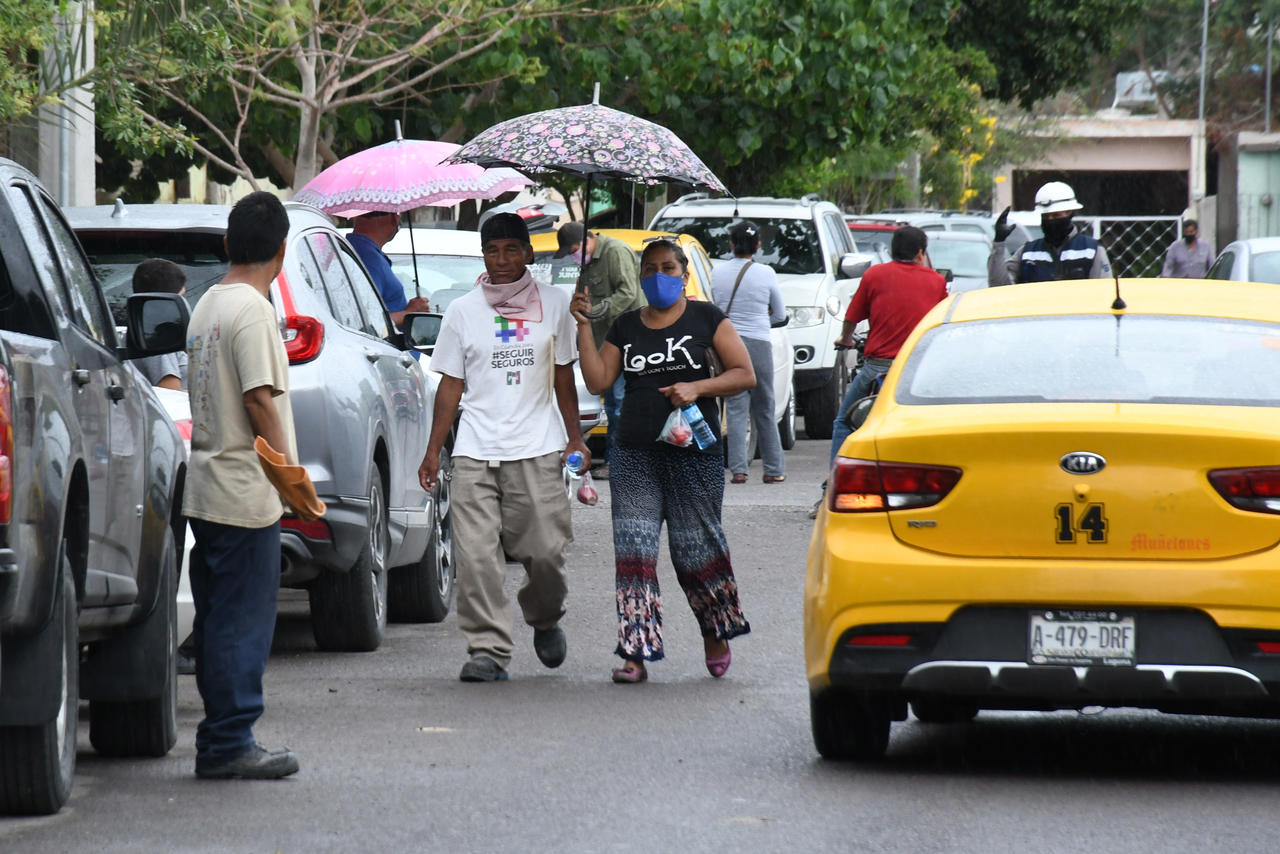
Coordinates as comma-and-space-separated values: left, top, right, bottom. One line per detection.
604, 300, 726, 454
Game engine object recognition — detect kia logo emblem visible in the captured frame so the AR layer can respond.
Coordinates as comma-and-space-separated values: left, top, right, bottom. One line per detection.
1060, 452, 1106, 474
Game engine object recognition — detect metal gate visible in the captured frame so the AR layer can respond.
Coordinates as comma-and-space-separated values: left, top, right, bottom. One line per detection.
1082, 216, 1182, 278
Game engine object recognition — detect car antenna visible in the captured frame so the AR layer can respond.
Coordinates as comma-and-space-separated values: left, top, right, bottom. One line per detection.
732, 194, 739, 218
1111, 270, 1126, 311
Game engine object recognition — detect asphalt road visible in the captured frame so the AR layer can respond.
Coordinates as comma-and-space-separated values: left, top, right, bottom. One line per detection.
6, 429, 1280, 852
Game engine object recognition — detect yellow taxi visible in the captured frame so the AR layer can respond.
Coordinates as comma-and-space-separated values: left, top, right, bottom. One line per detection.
529, 228, 713, 301
806, 278, 1280, 759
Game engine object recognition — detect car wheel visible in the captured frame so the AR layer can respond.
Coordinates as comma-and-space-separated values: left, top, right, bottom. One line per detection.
800, 353, 848, 441
389, 444, 455, 623
910, 697, 978, 724
309, 466, 389, 652
88, 528, 179, 758
0, 544, 78, 815
778, 392, 797, 450
810, 690, 891, 761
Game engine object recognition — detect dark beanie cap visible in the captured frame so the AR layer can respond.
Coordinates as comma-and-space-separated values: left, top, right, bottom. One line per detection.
480, 212, 531, 246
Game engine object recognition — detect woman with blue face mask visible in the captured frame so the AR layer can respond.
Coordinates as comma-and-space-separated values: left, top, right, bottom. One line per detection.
572, 239, 756, 684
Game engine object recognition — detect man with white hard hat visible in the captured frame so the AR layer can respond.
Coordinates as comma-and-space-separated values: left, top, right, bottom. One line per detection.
988, 181, 1111, 285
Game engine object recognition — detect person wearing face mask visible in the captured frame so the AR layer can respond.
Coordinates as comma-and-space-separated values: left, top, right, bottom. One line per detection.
558, 222, 645, 479
418, 213, 589, 683
572, 239, 755, 685
1161, 218, 1213, 278
988, 181, 1112, 285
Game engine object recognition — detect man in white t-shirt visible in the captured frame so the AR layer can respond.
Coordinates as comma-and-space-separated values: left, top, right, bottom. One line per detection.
418, 213, 589, 682
184, 192, 305, 780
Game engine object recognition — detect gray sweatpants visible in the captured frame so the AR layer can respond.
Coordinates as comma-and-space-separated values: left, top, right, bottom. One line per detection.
725, 336, 784, 477
451, 452, 573, 667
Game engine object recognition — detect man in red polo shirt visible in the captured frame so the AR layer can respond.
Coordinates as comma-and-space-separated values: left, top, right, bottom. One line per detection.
815, 226, 946, 515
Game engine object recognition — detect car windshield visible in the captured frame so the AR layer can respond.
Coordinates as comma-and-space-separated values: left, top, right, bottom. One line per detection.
898, 314, 1280, 406
651, 216, 822, 275
76, 232, 228, 323
1249, 251, 1280, 284
927, 240, 989, 278
386, 253, 486, 312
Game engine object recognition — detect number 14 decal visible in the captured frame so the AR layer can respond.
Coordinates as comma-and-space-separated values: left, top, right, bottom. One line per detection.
1055, 503, 1108, 544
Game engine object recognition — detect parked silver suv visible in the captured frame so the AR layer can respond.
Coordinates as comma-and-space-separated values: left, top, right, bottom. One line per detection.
69, 202, 453, 653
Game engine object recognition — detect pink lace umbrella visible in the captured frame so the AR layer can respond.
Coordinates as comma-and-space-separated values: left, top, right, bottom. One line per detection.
293, 123, 531, 218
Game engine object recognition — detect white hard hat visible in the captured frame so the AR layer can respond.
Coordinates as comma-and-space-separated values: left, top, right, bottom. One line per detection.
1034, 181, 1083, 215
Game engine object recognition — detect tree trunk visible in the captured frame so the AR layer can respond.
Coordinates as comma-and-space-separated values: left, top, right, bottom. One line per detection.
293, 101, 323, 191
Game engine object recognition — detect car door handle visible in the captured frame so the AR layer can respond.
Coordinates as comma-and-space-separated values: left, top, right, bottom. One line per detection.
107, 384, 126, 402
364, 350, 380, 363
72, 369, 91, 386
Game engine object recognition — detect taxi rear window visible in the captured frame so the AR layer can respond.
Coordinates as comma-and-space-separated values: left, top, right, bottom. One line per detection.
897, 314, 1280, 406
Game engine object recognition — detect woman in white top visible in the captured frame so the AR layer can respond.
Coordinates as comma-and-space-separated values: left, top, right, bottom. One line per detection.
710, 221, 788, 483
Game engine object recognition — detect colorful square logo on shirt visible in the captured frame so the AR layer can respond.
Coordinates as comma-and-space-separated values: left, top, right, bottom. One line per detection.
494, 316, 530, 343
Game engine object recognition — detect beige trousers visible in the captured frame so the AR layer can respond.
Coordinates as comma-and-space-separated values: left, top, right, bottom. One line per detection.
451, 452, 572, 667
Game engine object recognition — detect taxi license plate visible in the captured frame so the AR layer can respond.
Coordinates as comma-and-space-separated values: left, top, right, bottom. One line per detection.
1028, 609, 1135, 666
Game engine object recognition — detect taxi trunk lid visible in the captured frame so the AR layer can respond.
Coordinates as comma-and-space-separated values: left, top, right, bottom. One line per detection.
874, 404, 1280, 560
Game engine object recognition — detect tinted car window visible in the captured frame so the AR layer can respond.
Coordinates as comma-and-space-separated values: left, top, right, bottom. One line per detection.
76, 232, 227, 323
6, 185, 67, 338
651, 216, 821, 275
1206, 251, 1235, 280
305, 232, 363, 330
37, 196, 115, 346
898, 315, 1280, 406
1249, 251, 1280, 284
337, 242, 390, 338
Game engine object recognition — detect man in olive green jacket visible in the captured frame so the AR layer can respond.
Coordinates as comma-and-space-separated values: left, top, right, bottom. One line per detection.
556, 223, 644, 475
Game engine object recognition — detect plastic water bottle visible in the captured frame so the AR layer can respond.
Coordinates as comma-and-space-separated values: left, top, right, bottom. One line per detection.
565, 451, 586, 476
682, 403, 717, 450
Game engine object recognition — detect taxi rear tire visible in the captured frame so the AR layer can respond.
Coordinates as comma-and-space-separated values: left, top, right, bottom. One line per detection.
810, 689, 891, 761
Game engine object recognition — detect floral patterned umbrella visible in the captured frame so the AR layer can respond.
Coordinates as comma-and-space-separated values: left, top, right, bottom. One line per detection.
443, 87, 727, 194
294, 124, 531, 218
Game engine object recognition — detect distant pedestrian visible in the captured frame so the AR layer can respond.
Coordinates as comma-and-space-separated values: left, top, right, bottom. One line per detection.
131, 258, 188, 390
711, 221, 787, 484
418, 213, 589, 683
347, 211, 431, 327
989, 181, 1111, 284
184, 191, 306, 780
573, 238, 754, 684
1161, 219, 1213, 278
558, 222, 645, 479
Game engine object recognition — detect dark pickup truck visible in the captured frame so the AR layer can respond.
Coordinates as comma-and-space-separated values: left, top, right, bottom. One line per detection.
0, 159, 190, 815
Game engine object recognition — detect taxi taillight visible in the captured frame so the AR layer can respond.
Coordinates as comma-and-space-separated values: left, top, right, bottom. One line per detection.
0, 365, 11, 524
829, 458, 961, 514
1208, 467, 1280, 515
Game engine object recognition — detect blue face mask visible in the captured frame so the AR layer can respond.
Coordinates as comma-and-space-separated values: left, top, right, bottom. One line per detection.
640, 272, 684, 308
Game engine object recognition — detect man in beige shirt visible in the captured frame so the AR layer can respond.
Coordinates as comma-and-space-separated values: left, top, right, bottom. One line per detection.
184, 192, 301, 780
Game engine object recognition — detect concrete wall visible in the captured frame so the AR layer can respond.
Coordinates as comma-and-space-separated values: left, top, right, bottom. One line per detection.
36, 2, 95, 207
1235, 133, 1280, 239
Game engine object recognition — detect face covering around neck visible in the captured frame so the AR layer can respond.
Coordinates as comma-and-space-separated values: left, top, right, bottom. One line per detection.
1041, 216, 1074, 245
640, 272, 684, 309
477, 269, 542, 322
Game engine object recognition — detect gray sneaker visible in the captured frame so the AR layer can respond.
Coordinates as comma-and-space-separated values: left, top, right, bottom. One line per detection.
533, 625, 567, 668
196, 743, 299, 780
459, 655, 509, 682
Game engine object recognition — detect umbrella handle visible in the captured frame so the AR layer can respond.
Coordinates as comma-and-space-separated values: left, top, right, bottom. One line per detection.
582, 298, 609, 320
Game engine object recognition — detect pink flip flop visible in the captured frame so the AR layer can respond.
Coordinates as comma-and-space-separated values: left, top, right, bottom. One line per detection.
705, 645, 732, 678
612, 664, 647, 683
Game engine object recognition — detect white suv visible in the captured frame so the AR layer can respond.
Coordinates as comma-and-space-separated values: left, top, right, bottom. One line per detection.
650, 194, 871, 439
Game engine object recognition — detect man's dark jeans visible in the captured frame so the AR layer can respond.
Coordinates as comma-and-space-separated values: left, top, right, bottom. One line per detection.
188, 517, 281, 765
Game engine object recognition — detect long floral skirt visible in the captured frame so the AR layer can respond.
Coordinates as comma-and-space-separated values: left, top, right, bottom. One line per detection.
610, 444, 750, 662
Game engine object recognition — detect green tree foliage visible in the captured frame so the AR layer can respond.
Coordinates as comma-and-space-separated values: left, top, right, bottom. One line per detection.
0, 1, 66, 124
945, 0, 1144, 109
